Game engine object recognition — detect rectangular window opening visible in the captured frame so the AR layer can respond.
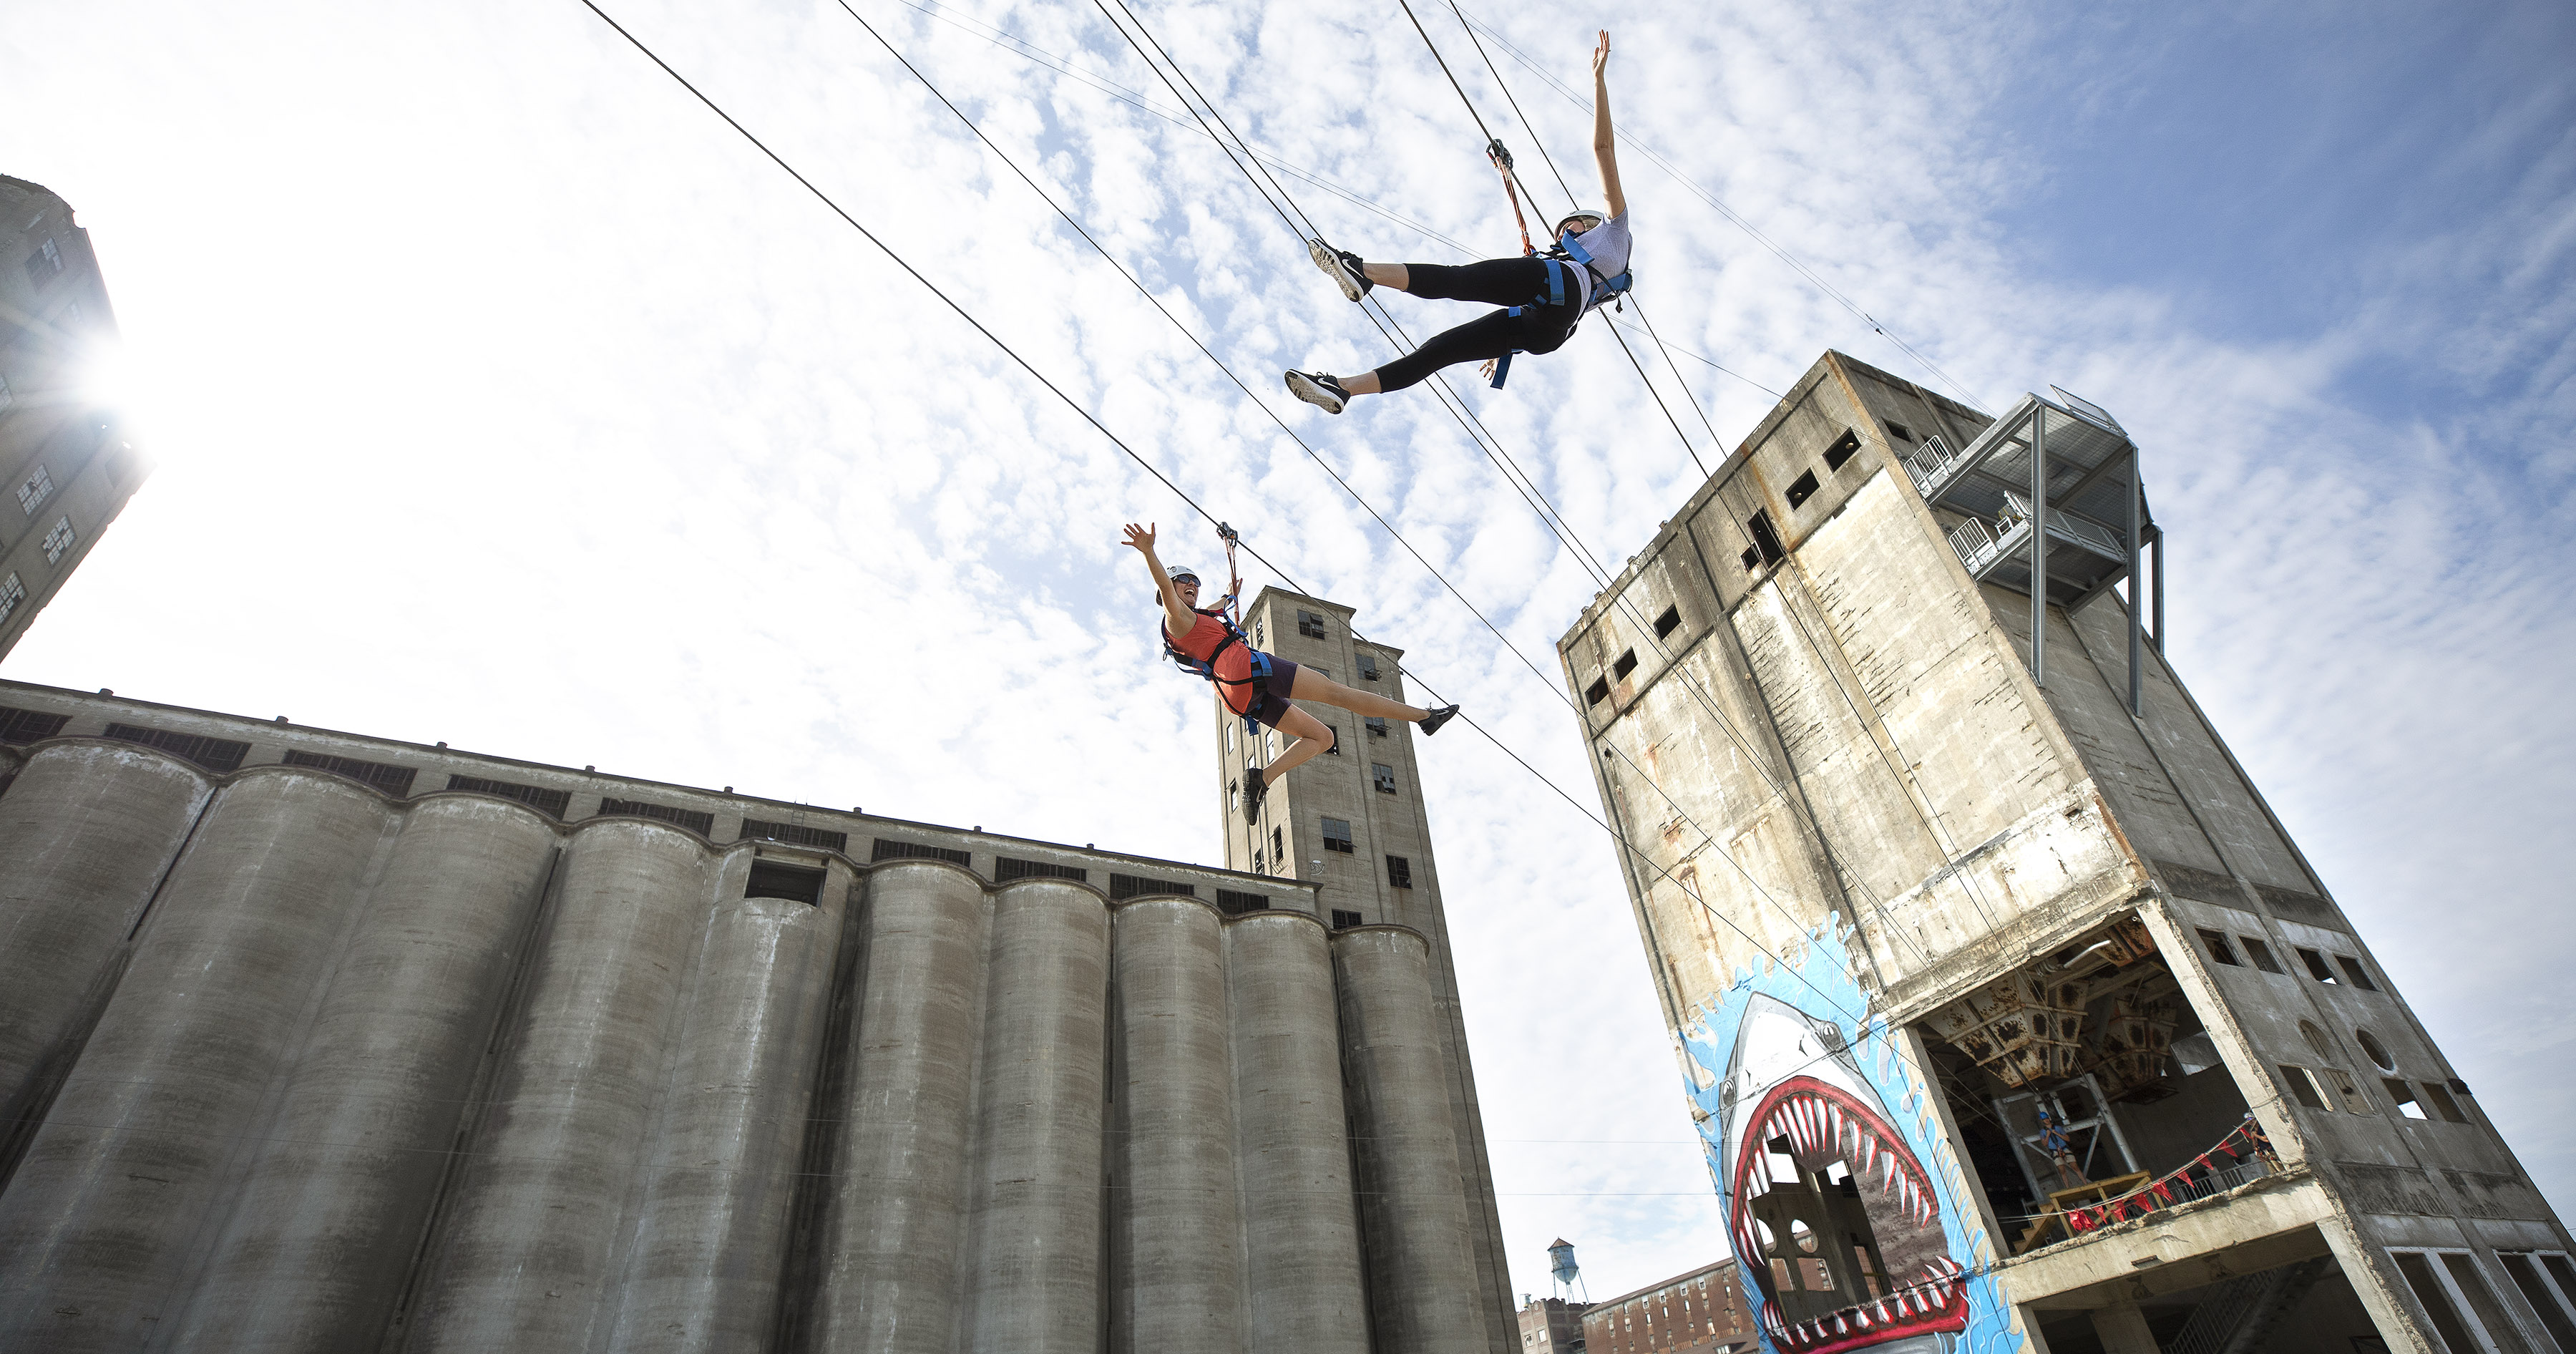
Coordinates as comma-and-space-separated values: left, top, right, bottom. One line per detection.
1322, 724, 1341, 754
1271, 825, 1284, 862
2278, 1064, 2329, 1110
2337, 955, 2380, 991
1107, 872, 1194, 900
1297, 609, 1328, 638
1584, 676, 1611, 706
872, 839, 972, 867
1884, 422, 1914, 445
746, 860, 828, 905
1216, 888, 1268, 915
102, 722, 250, 774
2423, 1081, 2469, 1124
1372, 763, 1398, 795
1824, 429, 1863, 469
42, 516, 74, 564
0, 572, 21, 625
2439, 1252, 2526, 1353
1653, 605, 1681, 639
2499, 1253, 2576, 1352
741, 819, 850, 853
1745, 510, 1786, 567
2297, 947, 2341, 983
1386, 854, 1413, 889
1365, 716, 1389, 736
2197, 928, 2242, 966
1785, 469, 1822, 509
2240, 936, 2285, 973
1322, 817, 1354, 853
283, 749, 419, 797
995, 856, 1088, 883
2394, 1252, 2483, 1354
1358, 651, 1380, 681
599, 797, 716, 836
0, 706, 72, 745
1331, 908, 1364, 930
2326, 1067, 2373, 1114
18, 464, 53, 515
1611, 649, 1638, 681
2385, 1078, 2429, 1120
447, 774, 572, 819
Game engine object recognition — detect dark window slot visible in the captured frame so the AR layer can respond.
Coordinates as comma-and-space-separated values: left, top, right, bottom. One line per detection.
1745, 510, 1786, 566
0, 706, 71, 744
1322, 817, 1355, 853
2240, 937, 2285, 973
1652, 605, 1681, 639
1358, 652, 1380, 681
1372, 763, 1398, 796
740, 819, 850, 852
599, 797, 716, 836
283, 750, 418, 797
1611, 650, 1638, 680
103, 723, 250, 774
1386, 854, 1413, 889
1216, 889, 1268, 915
447, 774, 572, 819
1271, 826, 1284, 862
1784, 469, 1822, 509
2197, 928, 2241, 966
1584, 677, 1611, 706
1824, 429, 1863, 469
1884, 422, 1913, 444
2336, 956, 2379, 991
1297, 609, 1329, 638
872, 839, 973, 867
2296, 948, 2341, 983
1331, 908, 1364, 930
1108, 873, 1195, 900
995, 856, 1088, 883
746, 860, 828, 905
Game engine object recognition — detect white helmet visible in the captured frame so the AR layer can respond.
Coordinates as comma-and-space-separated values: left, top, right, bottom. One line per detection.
1167, 567, 1203, 586
1556, 208, 1606, 238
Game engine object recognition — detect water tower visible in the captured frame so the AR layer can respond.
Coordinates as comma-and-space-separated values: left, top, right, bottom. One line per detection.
1546, 1237, 1587, 1302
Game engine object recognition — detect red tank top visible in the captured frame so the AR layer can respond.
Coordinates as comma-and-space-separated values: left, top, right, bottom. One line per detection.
1165, 609, 1259, 713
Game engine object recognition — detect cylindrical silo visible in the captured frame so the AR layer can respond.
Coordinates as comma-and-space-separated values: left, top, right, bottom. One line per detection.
1109, 896, 1244, 1353
1332, 925, 1487, 1354
165, 794, 560, 1352
1227, 912, 1370, 1353
957, 877, 1111, 1354
0, 742, 211, 1135
808, 859, 992, 1353
605, 892, 838, 1354
404, 819, 716, 1353
0, 769, 393, 1354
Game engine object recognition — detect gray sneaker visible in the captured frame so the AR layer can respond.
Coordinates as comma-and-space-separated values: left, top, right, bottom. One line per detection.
1284, 370, 1349, 414
1308, 238, 1370, 301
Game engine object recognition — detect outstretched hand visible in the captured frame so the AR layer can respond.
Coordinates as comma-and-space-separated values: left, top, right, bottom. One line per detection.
1592, 29, 1610, 79
1121, 522, 1156, 554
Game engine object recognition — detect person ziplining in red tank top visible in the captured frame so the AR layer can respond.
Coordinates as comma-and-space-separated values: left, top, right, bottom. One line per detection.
1123, 522, 1458, 825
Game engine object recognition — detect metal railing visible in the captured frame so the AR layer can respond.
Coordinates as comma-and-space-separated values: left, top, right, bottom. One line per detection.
1902, 434, 1964, 495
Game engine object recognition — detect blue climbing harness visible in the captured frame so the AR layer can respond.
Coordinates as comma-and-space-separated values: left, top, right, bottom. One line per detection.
1490, 233, 1634, 389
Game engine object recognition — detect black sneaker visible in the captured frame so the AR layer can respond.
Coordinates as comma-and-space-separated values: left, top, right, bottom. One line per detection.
1284, 370, 1349, 414
1419, 704, 1460, 736
1241, 761, 1269, 824
1308, 238, 1370, 301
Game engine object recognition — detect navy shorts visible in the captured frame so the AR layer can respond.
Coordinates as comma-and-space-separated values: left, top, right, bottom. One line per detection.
1247, 656, 1299, 729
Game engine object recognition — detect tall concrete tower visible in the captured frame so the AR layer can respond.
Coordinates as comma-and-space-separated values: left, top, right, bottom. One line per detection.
1214, 584, 1518, 1353
1558, 351, 2572, 1353
1, 175, 150, 661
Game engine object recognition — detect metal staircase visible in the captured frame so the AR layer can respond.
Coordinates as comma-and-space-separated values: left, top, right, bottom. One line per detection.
2161, 1257, 2331, 1354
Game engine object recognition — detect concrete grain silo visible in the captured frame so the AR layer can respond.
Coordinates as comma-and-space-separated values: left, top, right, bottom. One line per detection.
0, 680, 1518, 1353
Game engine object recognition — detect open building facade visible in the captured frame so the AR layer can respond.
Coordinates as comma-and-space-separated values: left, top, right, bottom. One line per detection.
1558, 351, 2574, 1353
0, 679, 1516, 1353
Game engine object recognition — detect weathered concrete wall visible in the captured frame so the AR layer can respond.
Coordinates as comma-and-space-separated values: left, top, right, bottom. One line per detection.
0, 691, 1509, 1353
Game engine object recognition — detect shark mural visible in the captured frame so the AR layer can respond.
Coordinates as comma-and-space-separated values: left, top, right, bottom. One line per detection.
1677, 927, 2029, 1354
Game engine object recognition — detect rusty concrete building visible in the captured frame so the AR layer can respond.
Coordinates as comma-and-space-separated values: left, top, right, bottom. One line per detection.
1, 176, 148, 661
1517, 1293, 1593, 1352
1558, 351, 2575, 1353
1579, 1257, 1757, 1354
0, 678, 1516, 1353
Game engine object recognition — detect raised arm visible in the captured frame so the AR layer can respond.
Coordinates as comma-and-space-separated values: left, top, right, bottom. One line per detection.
1123, 522, 1196, 639
1590, 30, 1626, 220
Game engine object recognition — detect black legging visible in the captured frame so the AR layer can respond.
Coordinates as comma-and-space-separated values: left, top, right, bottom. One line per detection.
1371, 258, 1584, 392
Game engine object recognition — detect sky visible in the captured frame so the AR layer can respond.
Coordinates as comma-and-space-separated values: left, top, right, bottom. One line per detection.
5, 0, 2571, 1304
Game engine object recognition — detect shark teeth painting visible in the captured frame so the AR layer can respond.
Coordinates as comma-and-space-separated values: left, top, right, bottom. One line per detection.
1720, 994, 1970, 1354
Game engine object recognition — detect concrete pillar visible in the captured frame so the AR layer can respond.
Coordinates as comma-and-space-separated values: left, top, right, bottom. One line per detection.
169, 797, 559, 1352
1227, 912, 1370, 1354
405, 820, 716, 1353
1332, 925, 1486, 1354
605, 892, 840, 1354
809, 859, 993, 1353
957, 878, 1111, 1354
1110, 897, 1245, 1353
0, 743, 210, 1140
0, 770, 392, 1354
2089, 1297, 2158, 1354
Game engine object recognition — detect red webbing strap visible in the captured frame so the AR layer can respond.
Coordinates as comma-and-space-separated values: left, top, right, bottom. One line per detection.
1488, 138, 1535, 258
